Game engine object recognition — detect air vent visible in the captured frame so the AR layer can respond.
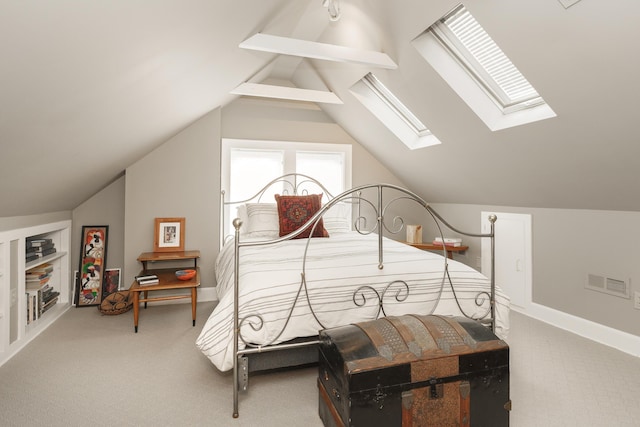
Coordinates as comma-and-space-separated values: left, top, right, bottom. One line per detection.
586, 274, 630, 299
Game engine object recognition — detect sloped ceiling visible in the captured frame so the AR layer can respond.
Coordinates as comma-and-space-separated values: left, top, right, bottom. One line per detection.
2, 0, 640, 218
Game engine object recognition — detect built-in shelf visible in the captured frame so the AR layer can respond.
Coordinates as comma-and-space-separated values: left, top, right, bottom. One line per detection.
25, 251, 67, 271
0, 220, 71, 367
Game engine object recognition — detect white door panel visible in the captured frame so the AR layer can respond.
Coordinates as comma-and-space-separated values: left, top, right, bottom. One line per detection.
481, 212, 532, 310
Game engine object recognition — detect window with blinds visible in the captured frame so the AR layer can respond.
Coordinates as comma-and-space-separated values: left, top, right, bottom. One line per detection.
221, 139, 352, 235
430, 5, 545, 113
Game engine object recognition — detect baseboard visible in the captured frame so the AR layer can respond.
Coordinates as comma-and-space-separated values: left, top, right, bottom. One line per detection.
198, 286, 218, 302
517, 303, 640, 358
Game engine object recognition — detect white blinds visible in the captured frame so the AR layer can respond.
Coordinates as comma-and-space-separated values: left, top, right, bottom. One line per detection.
436, 5, 542, 110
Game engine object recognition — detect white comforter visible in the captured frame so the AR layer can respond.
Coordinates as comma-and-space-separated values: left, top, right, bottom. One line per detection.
196, 232, 510, 372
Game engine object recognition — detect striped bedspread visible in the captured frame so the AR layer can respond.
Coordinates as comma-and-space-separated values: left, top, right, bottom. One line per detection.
196, 232, 510, 372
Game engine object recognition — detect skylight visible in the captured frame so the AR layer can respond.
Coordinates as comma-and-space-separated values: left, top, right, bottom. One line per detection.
350, 73, 441, 150
361, 73, 431, 136
412, 4, 556, 130
431, 5, 541, 113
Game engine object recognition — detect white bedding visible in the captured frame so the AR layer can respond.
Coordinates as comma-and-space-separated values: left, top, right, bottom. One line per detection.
196, 232, 510, 372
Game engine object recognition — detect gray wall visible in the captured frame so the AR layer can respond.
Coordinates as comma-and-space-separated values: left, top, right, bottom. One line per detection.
6, 94, 639, 347
124, 109, 222, 291
220, 97, 405, 189
0, 212, 71, 233
427, 202, 640, 337
72, 175, 126, 283
119, 96, 407, 291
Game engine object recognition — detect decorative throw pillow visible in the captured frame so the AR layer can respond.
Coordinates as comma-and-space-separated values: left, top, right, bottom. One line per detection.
274, 194, 329, 239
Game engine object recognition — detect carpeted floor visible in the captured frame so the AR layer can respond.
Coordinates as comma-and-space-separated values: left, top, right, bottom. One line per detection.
1, 301, 639, 426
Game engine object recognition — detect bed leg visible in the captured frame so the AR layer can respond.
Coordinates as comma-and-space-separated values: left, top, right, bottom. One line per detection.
238, 356, 249, 392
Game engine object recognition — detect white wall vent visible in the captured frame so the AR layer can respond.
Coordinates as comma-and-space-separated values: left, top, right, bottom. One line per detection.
586, 273, 631, 299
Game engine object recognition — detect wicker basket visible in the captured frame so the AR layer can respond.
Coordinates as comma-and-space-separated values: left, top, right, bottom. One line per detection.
98, 290, 133, 315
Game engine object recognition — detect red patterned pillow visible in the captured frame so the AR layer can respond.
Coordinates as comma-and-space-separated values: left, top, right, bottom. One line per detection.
274, 194, 329, 239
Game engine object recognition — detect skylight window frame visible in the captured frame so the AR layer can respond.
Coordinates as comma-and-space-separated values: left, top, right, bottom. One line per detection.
349, 72, 441, 150
429, 4, 544, 114
361, 73, 431, 137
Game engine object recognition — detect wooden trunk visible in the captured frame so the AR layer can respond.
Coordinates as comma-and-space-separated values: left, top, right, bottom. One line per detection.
318, 315, 510, 427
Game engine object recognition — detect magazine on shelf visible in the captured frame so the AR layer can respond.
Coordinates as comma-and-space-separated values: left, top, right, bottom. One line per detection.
138, 278, 159, 286
433, 237, 463, 247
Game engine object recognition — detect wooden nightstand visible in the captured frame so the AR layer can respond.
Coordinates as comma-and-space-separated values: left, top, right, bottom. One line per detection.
404, 242, 468, 259
130, 250, 201, 333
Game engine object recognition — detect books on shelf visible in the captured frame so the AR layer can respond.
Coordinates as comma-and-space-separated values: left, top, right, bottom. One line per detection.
27, 262, 54, 275
26, 263, 54, 288
26, 284, 60, 322
26, 274, 51, 289
26, 238, 56, 261
27, 238, 53, 247
432, 237, 463, 247
136, 274, 159, 286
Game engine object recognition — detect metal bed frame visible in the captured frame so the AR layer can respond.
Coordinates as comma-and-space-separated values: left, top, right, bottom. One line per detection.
219, 173, 497, 418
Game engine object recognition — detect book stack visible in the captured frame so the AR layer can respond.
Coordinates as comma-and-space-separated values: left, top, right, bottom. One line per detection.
25, 263, 53, 288
432, 237, 463, 247
135, 274, 159, 286
26, 283, 60, 323
40, 286, 60, 315
26, 237, 57, 263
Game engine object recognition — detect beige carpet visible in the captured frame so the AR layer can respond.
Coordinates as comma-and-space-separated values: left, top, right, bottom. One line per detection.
1, 301, 639, 426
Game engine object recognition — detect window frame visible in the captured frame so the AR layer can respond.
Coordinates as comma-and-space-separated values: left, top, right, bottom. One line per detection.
412, 4, 556, 131
430, 4, 543, 114
221, 138, 352, 234
350, 73, 442, 150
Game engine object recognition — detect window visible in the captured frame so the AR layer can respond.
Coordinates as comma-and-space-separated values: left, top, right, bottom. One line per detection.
350, 73, 441, 150
221, 139, 352, 234
412, 4, 556, 130
361, 73, 430, 136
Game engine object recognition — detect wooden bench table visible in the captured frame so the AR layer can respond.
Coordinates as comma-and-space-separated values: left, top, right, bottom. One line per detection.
129, 267, 200, 333
403, 242, 469, 259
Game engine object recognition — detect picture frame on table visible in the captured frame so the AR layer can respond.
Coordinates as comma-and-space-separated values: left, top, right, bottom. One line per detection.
153, 217, 185, 253
76, 225, 109, 307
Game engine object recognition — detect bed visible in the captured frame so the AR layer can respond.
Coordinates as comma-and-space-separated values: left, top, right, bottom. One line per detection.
195, 174, 510, 418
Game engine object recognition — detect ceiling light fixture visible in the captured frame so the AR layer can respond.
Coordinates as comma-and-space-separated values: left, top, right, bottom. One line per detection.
322, 0, 341, 21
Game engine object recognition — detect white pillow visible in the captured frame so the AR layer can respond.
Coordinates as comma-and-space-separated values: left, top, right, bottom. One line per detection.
234, 204, 249, 236
245, 203, 279, 238
323, 202, 352, 234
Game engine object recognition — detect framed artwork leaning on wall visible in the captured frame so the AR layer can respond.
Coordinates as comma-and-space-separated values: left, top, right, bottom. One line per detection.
76, 225, 109, 307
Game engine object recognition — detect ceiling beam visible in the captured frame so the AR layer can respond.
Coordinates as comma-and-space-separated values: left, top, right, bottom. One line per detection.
239, 33, 397, 69
230, 82, 343, 104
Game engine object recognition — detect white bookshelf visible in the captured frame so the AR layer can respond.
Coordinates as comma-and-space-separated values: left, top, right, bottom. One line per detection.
0, 220, 71, 367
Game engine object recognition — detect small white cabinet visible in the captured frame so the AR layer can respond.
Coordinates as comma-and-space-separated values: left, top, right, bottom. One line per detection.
0, 220, 71, 367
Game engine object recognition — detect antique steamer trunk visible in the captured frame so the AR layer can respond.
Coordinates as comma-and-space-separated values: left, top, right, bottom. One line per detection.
318, 315, 510, 427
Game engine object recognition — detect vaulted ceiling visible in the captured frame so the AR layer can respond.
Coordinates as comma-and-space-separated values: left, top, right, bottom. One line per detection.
2, 0, 639, 218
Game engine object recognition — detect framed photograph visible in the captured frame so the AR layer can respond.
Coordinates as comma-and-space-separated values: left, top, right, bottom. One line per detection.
154, 217, 185, 252
104, 268, 121, 294
76, 225, 109, 307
